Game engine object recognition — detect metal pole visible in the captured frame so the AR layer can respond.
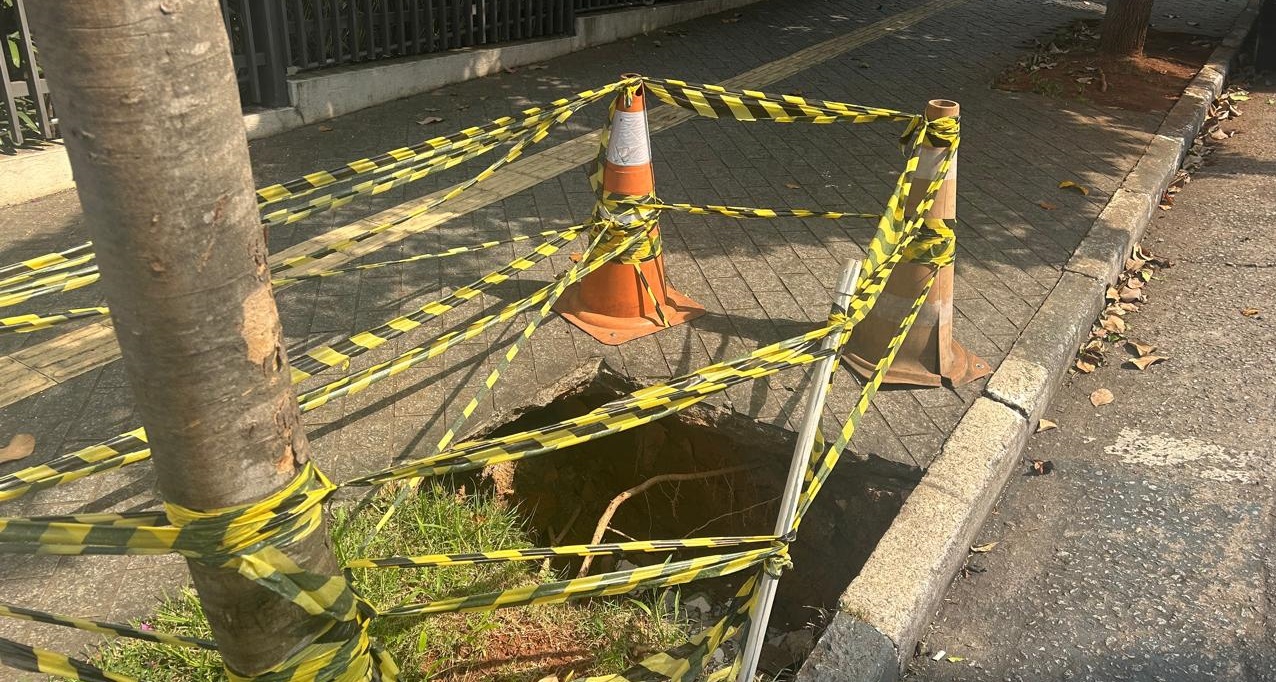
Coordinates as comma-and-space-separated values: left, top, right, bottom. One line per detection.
735, 257, 862, 682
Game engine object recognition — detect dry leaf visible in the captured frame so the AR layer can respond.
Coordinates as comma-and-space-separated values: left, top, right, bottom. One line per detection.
784, 182, 801, 189
1090, 388, 1114, 407
1058, 180, 1090, 195
1031, 459, 1055, 475
1126, 355, 1167, 370
568, 252, 583, 263
0, 434, 34, 463
971, 541, 999, 553
1037, 419, 1058, 432
1075, 359, 1096, 373
1105, 286, 1120, 302
947, 656, 966, 663
1242, 307, 1261, 317
1037, 200, 1058, 210
1127, 340, 1156, 357
417, 116, 444, 125
317, 125, 334, 132
1100, 315, 1126, 334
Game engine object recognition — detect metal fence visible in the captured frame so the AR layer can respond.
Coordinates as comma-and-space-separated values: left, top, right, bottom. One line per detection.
573, 0, 660, 12
2, 0, 676, 135
223, 0, 578, 107
1, 0, 55, 146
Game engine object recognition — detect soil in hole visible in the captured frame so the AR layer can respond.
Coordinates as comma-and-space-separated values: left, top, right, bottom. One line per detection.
471, 363, 922, 673
996, 19, 1216, 112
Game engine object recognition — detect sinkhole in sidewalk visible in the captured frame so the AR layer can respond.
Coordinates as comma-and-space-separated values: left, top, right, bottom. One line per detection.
467, 360, 923, 673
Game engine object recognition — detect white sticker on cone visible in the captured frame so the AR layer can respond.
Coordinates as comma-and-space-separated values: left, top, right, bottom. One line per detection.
606, 110, 651, 166
915, 146, 955, 181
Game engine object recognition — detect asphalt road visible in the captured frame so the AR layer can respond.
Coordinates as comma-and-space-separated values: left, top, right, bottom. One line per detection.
905, 76, 1276, 681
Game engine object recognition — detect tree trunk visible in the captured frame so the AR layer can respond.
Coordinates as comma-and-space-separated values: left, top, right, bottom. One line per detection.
25, 1, 342, 676
1099, 0, 1154, 58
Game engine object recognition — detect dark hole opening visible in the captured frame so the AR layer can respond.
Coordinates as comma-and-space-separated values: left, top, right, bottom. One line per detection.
465, 360, 922, 674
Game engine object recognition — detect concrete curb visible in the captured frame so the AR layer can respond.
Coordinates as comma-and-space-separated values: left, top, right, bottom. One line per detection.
1, 0, 759, 208
796, 2, 1264, 680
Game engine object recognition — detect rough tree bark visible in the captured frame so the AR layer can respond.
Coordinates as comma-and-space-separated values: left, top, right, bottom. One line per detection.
25, 0, 341, 676
1099, 0, 1155, 58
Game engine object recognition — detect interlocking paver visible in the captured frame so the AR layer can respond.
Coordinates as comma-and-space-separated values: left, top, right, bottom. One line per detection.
0, 0, 1250, 672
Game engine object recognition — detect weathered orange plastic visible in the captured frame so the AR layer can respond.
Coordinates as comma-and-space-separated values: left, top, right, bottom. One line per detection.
555, 79, 705, 345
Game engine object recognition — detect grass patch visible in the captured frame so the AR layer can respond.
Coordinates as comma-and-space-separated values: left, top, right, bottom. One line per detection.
92, 482, 690, 681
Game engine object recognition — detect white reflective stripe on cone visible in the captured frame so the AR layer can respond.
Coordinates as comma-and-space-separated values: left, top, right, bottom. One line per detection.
606, 110, 651, 166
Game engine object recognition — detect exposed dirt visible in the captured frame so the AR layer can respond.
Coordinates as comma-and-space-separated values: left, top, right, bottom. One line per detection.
995, 20, 1216, 112
469, 362, 922, 675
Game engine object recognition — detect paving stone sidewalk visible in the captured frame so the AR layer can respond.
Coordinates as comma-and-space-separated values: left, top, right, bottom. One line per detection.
0, 0, 1249, 674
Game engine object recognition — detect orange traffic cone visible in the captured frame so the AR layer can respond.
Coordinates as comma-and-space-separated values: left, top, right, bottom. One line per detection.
844, 99, 990, 387
556, 77, 704, 345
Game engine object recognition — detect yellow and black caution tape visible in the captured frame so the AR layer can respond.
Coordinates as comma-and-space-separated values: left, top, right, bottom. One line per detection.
0, 74, 964, 682
0, 636, 137, 682
255, 81, 626, 209
288, 226, 583, 381
347, 535, 777, 569
0, 82, 627, 323
0, 307, 111, 334
0, 242, 93, 281
0, 226, 591, 336
271, 227, 587, 285
639, 199, 880, 221
0, 269, 100, 309
377, 546, 779, 618
643, 77, 917, 124
270, 98, 589, 276
0, 251, 95, 292
294, 221, 648, 412
0, 602, 214, 649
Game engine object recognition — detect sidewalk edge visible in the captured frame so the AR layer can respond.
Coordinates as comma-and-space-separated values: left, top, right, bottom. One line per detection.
795, 2, 1264, 680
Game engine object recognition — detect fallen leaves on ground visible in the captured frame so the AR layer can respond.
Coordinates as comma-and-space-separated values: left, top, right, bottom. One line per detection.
1242, 307, 1261, 317
971, 542, 999, 553
1126, 355, 1167, 370
0, 434, 34, 463
947, 656, 966, 663
784, 182, 801, 189
1100, 314, 1126, 334
1127, 340, 1156, 356
1090, 388, 1114, 407
1037, 200, 1058, 210
1037, 419, 1058, 432
317, 125, 333, 132
417, 116, 444, 125
1031, 459, 1055, 476
1058, 180, 1090, 195
1074, 243, 1173, 374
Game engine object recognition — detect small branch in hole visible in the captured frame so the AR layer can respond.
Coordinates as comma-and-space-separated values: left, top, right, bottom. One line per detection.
577, 464, 759, 578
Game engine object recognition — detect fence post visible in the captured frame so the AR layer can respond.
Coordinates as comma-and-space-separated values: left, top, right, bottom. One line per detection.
246, 0, 292, 108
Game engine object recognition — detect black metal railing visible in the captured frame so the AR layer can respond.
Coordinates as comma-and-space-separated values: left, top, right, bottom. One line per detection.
281, 0, 576, 73
573, 0, 661, 13
1, 0, 55, 147
5, 0, 674, 127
